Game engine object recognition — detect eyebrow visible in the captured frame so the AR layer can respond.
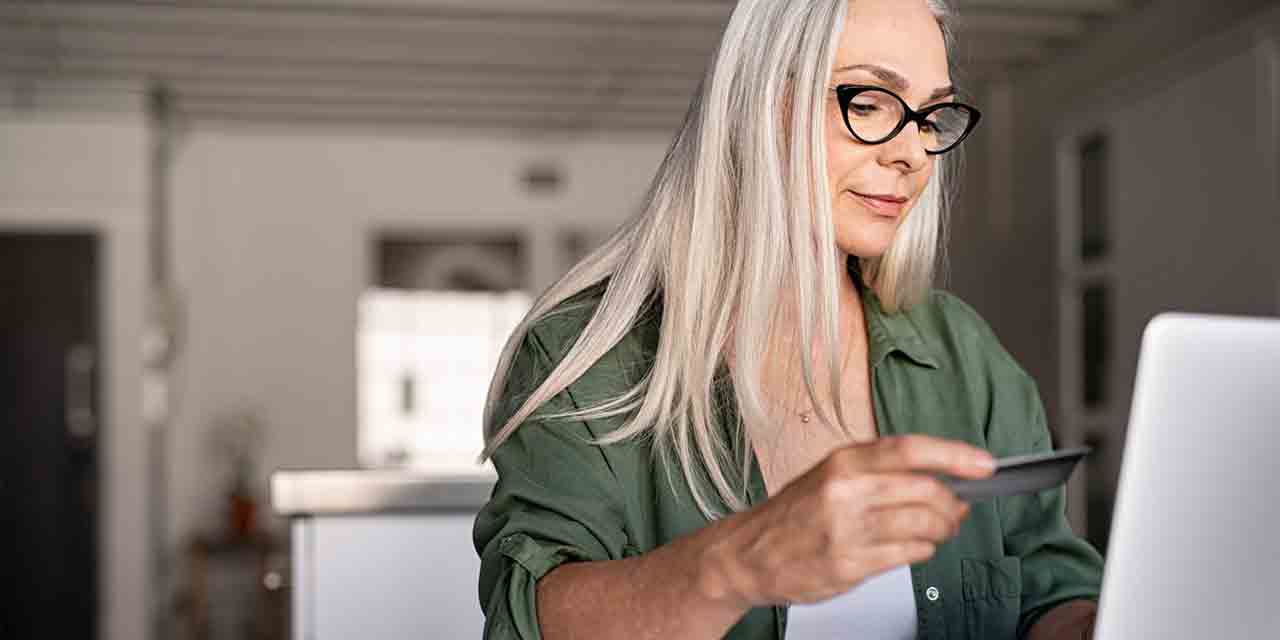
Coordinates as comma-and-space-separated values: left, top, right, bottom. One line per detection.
833, 63, 957, 102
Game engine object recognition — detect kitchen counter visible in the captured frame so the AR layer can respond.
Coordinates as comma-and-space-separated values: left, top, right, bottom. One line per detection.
270, 469, 497, 639
270, 469, 496, 516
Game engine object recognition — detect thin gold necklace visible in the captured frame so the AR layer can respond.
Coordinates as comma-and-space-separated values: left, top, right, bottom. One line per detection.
771, 325, 857, 425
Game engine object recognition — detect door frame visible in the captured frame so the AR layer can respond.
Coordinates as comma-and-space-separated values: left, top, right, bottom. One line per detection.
0, 210, 148, 640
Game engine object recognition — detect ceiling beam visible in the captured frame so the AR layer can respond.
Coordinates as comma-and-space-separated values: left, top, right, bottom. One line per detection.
0, 44, 707, 78
0, 7, 728, 46
180, 99, 685, 130
955, 11, 1088, 37
202, 0, 737, 22
176, 84, 691, 112
0, 23, 1044, 74
0, 23, 718, 66
0, 0, 732, 31
959, 0, 1128, 13
0, 55, 705, 96
188, 109, 682, 133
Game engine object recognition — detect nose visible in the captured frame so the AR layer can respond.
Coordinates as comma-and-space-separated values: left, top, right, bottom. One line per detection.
877, 121, 930, 174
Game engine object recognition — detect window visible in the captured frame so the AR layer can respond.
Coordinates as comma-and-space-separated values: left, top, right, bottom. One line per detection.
1082, 281, 1110, 409
1079, 134, 1109, 261
358, 289, 530, 471
358, 233, 528, 473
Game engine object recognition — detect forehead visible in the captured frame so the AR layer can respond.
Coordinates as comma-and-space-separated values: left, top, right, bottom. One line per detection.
833, 0, 950, 92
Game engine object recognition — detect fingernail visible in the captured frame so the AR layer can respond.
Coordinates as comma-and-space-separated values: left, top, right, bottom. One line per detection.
977, 455, 997, 471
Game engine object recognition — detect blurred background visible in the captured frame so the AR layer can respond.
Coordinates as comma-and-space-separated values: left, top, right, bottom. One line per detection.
2, 0, 1277, 638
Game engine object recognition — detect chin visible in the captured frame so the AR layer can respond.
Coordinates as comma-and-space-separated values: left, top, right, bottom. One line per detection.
832, 197, 906, 260
838, 240, 894, 261
834, 220, 901, 260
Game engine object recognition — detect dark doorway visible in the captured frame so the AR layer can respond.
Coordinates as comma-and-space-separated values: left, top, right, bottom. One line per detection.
1, 232, 100, 639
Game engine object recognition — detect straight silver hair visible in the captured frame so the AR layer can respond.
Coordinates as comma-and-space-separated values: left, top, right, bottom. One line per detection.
482, 0, 962, 519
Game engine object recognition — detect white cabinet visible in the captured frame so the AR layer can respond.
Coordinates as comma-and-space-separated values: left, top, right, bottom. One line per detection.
273, 472, 495, 640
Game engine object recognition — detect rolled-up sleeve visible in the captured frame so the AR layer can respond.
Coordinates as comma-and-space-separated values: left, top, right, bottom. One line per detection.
473, 325, 630, 639
989, 369, 1105, 639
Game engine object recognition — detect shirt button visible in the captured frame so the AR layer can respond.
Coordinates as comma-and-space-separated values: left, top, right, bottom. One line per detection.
926, 586, 940, 602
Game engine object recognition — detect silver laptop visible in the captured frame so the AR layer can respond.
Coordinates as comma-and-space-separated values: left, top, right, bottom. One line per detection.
1094, 313, 1280, 638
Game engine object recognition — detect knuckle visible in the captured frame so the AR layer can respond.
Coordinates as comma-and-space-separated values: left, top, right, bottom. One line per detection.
818, 475, 854, 507
905, 542, 937, 563
933, 513, 953, 539
863, 509, 886, 535
759, 546, 788, 573
812, 460, 844, 492
897, 435, 926, 465
884, 510, 908, 537
939, 511, 960, 538
823, 449, 853, 476
814, 520, 839, 551
912, 510, 943, 539
836, 445, 867, 471
887, 435, 912, 452
846, 473, 878, 498
880, 547, 908, 569
922, 477, 953, 503
908, 509, 931, 532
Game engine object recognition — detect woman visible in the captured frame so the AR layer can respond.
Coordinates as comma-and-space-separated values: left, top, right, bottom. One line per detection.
474, 0, 1103, 638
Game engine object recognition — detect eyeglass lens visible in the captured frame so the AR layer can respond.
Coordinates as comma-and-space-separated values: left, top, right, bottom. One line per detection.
846, 88, 972, 152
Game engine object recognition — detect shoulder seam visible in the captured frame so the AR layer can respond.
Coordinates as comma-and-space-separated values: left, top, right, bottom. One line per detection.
524, 318, 629, 491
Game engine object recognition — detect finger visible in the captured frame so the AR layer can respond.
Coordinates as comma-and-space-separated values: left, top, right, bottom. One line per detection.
853, 473, 968, 515
855, 434, 996, 479
839, 541, 938, 581
864, 504, 962, 545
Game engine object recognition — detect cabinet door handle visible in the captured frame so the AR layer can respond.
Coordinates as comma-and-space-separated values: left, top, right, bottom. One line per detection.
65, 344, 96, 442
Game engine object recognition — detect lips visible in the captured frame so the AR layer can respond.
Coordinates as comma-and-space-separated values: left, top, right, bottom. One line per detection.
853, 191, 907, 203
850, 191, 907, 216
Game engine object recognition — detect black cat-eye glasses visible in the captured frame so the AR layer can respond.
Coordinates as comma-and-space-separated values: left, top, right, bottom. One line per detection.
835, 84, 982, 155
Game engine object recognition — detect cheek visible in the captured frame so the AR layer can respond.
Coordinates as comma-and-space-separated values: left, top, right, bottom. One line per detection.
825, 117, 874, 192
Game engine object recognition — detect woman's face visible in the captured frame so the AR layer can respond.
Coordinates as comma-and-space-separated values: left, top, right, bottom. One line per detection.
825, 0, 953, 259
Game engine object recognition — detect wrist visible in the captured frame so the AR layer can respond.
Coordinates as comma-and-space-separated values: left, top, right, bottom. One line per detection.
690, 517, 757, 614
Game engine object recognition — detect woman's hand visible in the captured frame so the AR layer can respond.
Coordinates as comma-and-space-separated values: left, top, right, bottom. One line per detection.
697, 434, 996, 608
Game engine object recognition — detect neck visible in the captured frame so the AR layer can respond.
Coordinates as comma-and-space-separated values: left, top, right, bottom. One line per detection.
753, 257, 869, 412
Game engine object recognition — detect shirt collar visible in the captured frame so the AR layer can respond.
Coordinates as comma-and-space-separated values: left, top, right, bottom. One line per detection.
850, 259, 941, 371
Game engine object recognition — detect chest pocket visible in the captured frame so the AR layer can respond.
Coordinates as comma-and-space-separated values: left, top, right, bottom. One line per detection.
960, 556, 1022, 639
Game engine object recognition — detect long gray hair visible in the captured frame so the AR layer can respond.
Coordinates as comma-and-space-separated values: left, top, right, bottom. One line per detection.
482, 0, 961, 518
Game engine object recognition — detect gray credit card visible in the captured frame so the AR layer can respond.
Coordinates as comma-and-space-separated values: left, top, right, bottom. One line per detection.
935, 447, 1091, 502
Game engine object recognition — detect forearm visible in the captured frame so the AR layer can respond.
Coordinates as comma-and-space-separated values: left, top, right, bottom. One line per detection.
534, 513, 752, 640
1026, 599, 1098, 640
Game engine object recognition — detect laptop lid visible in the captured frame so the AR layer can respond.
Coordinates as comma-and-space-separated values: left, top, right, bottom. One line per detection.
1095, 313, 1280, 638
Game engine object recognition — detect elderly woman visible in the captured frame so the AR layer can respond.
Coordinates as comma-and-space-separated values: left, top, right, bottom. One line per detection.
473, 0, 1104, 638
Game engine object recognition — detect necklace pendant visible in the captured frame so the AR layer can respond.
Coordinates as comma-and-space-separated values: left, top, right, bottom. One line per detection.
800, 411, 812, 424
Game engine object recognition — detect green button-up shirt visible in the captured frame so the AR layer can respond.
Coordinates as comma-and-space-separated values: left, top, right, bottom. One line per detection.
474, 274, 1103, 639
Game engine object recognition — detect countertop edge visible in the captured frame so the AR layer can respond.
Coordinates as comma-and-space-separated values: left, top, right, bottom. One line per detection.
271, 470, 497, 516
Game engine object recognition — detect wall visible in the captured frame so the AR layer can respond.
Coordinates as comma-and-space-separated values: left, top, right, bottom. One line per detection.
0, 99, 672, 638
1110, 43, 1274, 434
0, 109, 150, 640
1056, 8, 1280, 529
951, 0, 1280, 531
167, 125, 671, 548
950, 0, 1277, 404
1007, 0, 1279, 417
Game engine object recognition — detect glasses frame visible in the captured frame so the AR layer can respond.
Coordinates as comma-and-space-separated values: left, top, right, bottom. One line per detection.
834, 84, 982, 155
